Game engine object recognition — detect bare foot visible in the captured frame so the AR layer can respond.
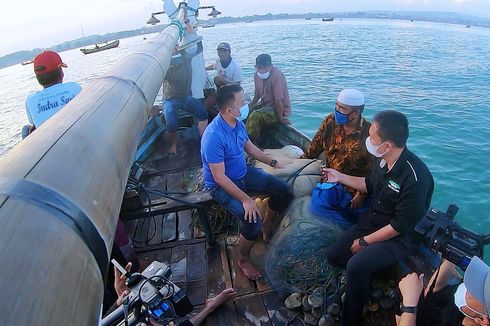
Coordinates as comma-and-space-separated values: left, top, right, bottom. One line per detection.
206, 288, 236, 312
168, 143, 177, 155
238, 259, 262, 280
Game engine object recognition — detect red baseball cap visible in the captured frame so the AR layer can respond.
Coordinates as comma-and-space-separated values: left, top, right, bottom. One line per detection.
33, 51, 67, 76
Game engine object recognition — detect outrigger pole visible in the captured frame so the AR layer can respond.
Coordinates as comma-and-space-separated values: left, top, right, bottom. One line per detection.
0, 1, 191, 325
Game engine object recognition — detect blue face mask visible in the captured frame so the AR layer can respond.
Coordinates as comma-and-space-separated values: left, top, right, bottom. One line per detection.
235, 103, 249, 121
334, 109, 350, 125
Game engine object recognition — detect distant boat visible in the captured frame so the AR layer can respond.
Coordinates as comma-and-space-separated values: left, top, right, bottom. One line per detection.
410, 19, 414, 22
322, 17, 334, 22
21, 60, 33, 66
80, 40, 119, 55
245, 20, 253, 23
202, 24, 215, 28
306, 17, 312, 20
465, 24, 471, 28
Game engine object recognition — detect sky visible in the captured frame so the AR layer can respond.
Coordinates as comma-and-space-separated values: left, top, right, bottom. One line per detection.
1, 0, 490, 56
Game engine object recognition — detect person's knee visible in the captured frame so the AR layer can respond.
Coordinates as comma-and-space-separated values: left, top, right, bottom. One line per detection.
185, 96, 208, 121
163, 102, 178, 132
327, 245, 344, 267
241, 219, 262, 240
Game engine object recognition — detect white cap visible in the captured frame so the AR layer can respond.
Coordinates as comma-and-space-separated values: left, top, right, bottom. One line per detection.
337, 89, 365, 107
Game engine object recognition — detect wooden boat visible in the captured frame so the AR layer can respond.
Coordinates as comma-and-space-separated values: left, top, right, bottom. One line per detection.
322, 17, 334, 22
118, 110, 461, 325
80, 40, 120, 55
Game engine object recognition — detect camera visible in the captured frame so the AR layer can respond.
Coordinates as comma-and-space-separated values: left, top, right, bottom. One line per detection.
102, 261, 193, 326
415, 204, 490, 270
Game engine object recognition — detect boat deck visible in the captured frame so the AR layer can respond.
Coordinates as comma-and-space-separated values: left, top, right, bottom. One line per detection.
121, 125, 397, 325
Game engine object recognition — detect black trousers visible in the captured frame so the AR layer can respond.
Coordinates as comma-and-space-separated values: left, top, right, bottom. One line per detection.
327, 224, 414, 326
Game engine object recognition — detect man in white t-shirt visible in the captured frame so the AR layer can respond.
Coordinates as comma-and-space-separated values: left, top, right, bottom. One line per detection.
24, 51, 81, 136
205, 42, 243, 87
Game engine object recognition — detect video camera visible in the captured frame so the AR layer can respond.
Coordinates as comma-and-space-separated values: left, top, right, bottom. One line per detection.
102, 260, 193, 326
415, 204, 490, 270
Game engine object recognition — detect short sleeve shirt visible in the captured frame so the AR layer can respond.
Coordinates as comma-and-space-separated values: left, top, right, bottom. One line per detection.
25, 82, 82, 128
362, 148, 434, 242
214, 58, 243, 83
253, 67, 291, 117
201, 114, 249, 187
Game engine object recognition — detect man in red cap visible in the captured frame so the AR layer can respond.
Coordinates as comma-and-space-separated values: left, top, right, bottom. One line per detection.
23, 50, 81, 136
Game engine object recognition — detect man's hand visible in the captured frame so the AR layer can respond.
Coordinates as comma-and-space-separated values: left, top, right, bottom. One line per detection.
350, 191, 364, 209
279, 116, 291, 125
350, 238, 362, 254
242, 197, 261, 223
322, 168, 343, 183
273, 159, 289, 169
114, 262, 132, 297
399, 273, 424, 306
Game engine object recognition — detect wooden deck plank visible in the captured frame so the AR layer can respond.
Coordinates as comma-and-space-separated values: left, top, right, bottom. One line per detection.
226, 240, 255, 296
170, 245, 187, 288
166, 172, 185, 192
262, 291, 303, 326
250, 241, 270, 293
146, 214, 163, 246
203, 302, 238, 326
133, 217, 151, 245
219, 240, 234, 291
124, 219, 139, 240
162, 212, 177, 242
134, 237, 206, 253
136, 248, 172, 267
178, 210, 193, 240
186, 242, 208, 306
207, 243, 226, 299
235, 294, 271, 326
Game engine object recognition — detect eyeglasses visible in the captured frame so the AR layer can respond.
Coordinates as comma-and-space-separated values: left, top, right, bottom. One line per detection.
459, 304, 487, 322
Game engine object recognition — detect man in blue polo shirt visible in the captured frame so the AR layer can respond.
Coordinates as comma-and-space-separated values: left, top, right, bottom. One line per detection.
201, 84, 293, 280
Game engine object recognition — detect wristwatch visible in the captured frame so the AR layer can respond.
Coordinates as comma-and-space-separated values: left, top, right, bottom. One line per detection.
359, 237, 369, 249
400, 303, 418, 314
270, 159, 278, 168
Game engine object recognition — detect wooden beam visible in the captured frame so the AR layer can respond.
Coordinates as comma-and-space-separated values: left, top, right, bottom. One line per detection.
0, 6, 187, 325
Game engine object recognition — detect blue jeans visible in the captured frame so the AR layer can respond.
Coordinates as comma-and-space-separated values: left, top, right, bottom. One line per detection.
209, 166, 293, 240
163, 96, 208, 132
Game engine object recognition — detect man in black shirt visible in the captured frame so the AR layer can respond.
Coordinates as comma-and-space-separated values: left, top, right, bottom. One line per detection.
324, 110, 434, 325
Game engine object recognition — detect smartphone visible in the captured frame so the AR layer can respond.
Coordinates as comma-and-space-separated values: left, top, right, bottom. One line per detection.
111, 259, 129, 277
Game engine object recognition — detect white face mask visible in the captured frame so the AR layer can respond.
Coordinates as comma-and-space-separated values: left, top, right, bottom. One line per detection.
365, 136, 387, 158
233, 103, 249, 121
454, 283, 487, 322
454, 283, 467, 310
256, 70, 270, 80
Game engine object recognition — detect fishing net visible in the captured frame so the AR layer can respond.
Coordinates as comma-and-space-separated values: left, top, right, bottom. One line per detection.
264, 196, 344, 296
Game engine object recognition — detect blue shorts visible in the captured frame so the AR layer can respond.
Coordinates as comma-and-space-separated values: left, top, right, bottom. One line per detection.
209, 166, 293, 240
163, 96, 208, 132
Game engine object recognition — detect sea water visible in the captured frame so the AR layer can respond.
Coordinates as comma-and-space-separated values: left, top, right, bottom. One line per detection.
0, 18, 489, 260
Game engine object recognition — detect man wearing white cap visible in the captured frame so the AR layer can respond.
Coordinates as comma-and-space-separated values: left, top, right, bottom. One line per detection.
302, 89, 372, 227
397, 256, 489, 325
